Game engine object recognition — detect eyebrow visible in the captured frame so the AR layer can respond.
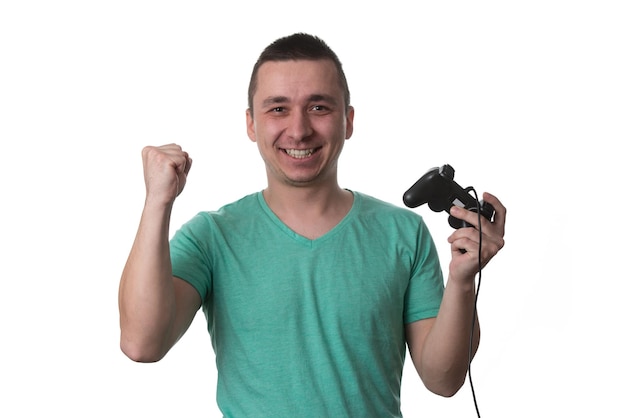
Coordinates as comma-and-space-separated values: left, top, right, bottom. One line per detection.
261, 96, 289, 108
261, 94, 338, 108
309, 94, 338, 105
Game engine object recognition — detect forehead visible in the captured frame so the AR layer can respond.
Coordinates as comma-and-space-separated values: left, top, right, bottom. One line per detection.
253, 59, 342, 102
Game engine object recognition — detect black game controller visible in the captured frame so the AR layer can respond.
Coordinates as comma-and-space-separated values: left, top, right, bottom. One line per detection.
403, 164, 494, 229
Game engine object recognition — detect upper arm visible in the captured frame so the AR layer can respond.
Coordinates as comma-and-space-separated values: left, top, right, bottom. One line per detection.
405, 317, 435, 376
171, 276, 203, 345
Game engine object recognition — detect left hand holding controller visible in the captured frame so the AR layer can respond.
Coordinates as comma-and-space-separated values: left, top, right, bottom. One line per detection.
447, 192, 506, 282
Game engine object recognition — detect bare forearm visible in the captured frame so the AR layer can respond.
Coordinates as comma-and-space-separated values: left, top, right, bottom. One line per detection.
119, 201, 177, 362
420, 278, 480, 396
413, 193, 505, 396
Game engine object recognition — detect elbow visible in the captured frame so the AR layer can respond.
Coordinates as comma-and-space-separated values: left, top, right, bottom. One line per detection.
427, 375, 466, 398
421, 364, 468, 398
120, 334, 167, 363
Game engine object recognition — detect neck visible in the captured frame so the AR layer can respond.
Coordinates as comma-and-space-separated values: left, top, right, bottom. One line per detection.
264, 180, 348, 212
262, 182, 353, 239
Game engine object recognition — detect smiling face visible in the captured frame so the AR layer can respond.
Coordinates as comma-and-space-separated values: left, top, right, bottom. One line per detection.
246, 59, 354, 189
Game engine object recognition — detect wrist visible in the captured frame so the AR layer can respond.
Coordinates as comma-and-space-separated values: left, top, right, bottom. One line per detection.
446, 271, 477, 293
144, 193, 176, 211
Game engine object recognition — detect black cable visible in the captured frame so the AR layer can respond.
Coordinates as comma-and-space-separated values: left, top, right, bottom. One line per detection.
466, 187, 482, 418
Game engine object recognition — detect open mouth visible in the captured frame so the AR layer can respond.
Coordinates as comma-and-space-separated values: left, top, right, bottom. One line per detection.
283, 148, 319, 159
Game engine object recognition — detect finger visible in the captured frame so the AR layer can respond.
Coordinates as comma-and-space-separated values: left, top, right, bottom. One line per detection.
172, 153, 190, 175
449, 209, 502, 253
449, 205, 483, 229
451, 235, 475, 251
482, 192, 506, 235
448, 226, 478, 249
159, 143, 183, 152
157, 146, 189, 173
184, 156, 193, 175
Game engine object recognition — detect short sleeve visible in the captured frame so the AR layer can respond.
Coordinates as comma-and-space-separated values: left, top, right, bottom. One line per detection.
169, 212, 214, 304
403, 221, 444, 323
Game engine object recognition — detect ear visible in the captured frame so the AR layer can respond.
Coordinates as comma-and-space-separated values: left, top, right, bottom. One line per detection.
345, 106, 355, 140
246, 108, 257, 142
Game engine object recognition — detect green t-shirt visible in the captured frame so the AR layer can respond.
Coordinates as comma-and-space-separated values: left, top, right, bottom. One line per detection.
170, 191, 444, 417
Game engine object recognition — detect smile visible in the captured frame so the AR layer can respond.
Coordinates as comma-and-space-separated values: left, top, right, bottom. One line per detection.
283, 148, 318, 159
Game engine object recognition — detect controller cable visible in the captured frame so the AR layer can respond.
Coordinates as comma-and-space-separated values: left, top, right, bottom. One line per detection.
467, 187, 483, 418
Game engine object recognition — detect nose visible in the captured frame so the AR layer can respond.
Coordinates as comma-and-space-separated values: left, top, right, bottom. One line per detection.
286, 109, 313, 141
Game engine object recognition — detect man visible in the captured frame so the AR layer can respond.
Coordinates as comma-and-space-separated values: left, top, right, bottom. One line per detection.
119, 33, 506, 417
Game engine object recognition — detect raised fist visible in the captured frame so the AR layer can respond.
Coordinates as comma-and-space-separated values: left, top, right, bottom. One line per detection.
141, 144, 192, 205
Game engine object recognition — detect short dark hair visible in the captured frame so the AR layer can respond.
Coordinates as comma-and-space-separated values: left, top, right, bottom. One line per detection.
247, 33, 351, 114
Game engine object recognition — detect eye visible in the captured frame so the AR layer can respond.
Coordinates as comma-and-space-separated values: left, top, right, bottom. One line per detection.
271, 107, 285, 113
310, 105, 328, 112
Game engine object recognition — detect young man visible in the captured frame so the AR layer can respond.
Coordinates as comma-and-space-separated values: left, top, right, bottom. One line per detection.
119, 33, 506, 417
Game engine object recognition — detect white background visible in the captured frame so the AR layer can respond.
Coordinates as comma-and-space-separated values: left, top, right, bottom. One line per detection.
1, 1, 624, 417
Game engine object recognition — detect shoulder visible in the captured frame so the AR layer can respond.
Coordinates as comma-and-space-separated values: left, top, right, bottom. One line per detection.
213, 192, 261, 216
353, 191, 423, 225
173, 192, 263, 236
192, 192, 261, 221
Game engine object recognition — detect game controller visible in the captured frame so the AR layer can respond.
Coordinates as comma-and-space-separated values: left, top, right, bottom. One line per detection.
403, 164, 494, 229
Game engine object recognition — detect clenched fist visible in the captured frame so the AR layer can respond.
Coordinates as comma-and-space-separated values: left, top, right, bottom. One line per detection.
141, 144, 192, 206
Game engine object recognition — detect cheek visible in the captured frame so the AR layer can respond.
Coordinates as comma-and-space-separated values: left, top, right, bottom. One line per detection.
256, 119, 283, 141
324, 119, 349, 142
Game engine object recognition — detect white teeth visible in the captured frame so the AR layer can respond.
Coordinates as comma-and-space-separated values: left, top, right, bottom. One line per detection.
285, 149, 314, 158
